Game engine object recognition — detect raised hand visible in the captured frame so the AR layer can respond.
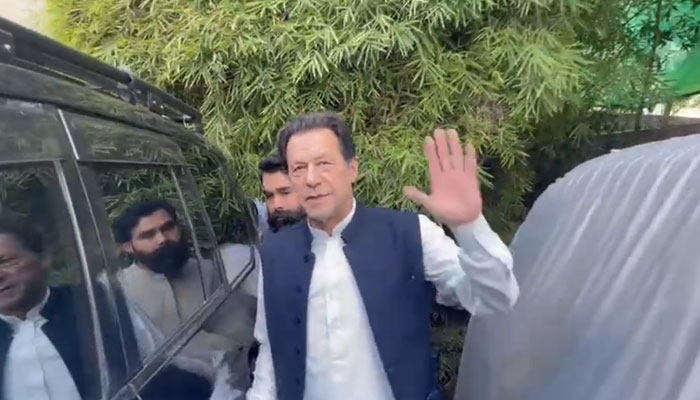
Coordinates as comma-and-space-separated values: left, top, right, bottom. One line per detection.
404, 129, 482, 226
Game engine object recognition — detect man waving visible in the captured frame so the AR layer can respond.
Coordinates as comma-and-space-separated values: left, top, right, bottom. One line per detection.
248, 112, 519, 400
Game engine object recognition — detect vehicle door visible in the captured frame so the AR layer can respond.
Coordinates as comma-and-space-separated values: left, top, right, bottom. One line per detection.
60, 110, 258, 399
0, 95, 257, 400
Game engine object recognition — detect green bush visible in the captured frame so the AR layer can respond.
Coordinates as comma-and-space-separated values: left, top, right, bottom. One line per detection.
47, 0, 595, 237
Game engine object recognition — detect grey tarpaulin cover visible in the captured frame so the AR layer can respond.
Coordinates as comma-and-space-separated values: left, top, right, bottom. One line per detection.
455, 134, 700, 400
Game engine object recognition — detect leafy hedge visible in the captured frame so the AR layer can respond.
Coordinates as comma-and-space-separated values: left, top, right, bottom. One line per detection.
47, 0, 597, 237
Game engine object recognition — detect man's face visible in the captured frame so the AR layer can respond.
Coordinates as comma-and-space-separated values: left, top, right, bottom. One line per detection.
286, 128, 358, 230
0, 234, 49, 318
123, 209, 189, 275
262, 171, 305, 232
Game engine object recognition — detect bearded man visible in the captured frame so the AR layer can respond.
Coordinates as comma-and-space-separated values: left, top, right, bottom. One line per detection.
113, 200, 256, 398
112, 200, 212, 336
259, 153, 306, 233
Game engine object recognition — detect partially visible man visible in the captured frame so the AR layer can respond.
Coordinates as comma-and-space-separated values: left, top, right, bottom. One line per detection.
220, 154, 306, 300
0, 214, 212, 400
0, 215, 84, 400
112, 200, 256, 397
259, 153, 305, 234
219, 153, 308, 382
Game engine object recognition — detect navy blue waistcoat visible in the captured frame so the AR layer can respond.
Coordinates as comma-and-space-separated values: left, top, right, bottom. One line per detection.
260, 203, 443, 400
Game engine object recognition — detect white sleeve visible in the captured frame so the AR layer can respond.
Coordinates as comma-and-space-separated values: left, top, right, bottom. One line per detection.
246, 267, 278, 400
419, 214, 519, 315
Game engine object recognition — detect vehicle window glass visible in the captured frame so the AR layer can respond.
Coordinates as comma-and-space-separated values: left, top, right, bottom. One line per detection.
0, 99, 66, 163
84, 162, 222, 338
82, 161, 258, 397
0, 163, 101, 399
62, 111, 186, 165
177, 139, 258, 295
65, 115, 259, 399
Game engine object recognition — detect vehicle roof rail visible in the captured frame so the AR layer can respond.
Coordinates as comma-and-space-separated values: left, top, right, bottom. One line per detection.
0, 17, 203, 130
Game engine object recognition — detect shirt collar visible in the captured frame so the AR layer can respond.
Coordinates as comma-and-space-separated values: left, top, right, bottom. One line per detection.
129, 262, 168, 281
308, 199, 357, 240
0, 287, 51, 326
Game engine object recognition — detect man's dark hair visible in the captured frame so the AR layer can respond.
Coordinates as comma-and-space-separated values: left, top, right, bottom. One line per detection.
259, 153, 287, 179
276, 112, 356, 164
112, 200, 178, 244
0, 214, 43, 255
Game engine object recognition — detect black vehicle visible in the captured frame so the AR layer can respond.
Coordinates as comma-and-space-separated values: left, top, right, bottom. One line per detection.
0, 17, 257, 400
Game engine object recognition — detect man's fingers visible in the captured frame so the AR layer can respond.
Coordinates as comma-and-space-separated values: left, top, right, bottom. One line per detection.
464, 142, 478, 172
446, 129, 463, 170
424, 136, 442, 178
404, 186, 431, 208
432, 129, 451, 170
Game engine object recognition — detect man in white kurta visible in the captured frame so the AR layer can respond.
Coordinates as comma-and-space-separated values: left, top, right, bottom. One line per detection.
249, 201, 517, 399
247, 113, 519, 400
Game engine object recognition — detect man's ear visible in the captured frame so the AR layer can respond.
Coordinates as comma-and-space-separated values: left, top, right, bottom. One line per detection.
349, 157, 359, 184
122, 242, 134, 255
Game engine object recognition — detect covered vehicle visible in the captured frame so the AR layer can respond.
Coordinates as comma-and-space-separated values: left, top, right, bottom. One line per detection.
456, 133, 700, 400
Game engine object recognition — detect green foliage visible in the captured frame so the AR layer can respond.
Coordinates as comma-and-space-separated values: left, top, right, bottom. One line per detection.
665, 38, 700, 97
519, 0, 700, 203
627, 0, 700, 55
47, 0, 595, 235
581, 0, 700, 111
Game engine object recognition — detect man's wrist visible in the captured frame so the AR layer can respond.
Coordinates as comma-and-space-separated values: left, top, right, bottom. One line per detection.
449, 214, 488, 245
